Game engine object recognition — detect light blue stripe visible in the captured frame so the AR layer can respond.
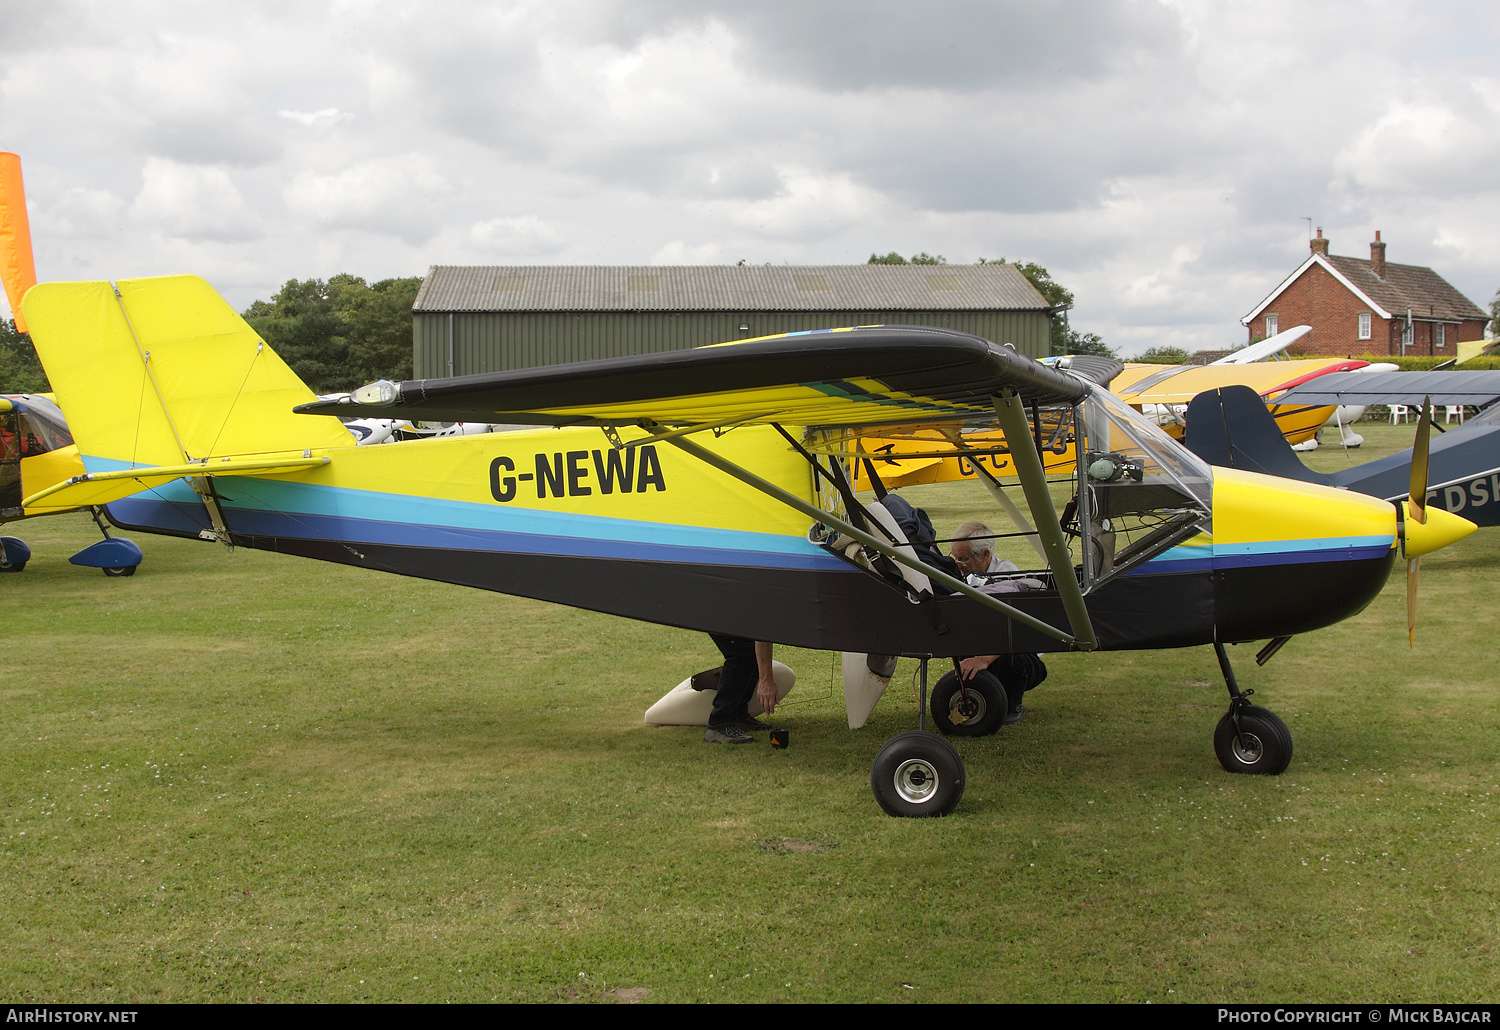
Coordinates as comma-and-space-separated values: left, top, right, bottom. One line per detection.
88, 453, 834, 563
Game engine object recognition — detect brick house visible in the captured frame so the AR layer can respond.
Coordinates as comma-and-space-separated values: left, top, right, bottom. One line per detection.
1240, 231, 1489, 357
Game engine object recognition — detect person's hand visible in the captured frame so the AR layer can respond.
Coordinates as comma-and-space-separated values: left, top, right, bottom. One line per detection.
756, 675, 780, 716
959, 656, 998, 681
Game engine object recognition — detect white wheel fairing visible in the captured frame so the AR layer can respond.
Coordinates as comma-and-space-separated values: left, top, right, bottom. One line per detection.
643, 661, 796, 725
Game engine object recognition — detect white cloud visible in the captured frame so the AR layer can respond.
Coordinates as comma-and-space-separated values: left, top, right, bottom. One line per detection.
282, 156, 452, 243
725, 167, 886, 240
130, 157, 260, 242
467, 215, 564, 257
278, 108, 344, 127
650, 240, 720, 264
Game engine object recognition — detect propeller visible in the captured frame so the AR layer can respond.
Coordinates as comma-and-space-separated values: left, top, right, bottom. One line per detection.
1398, 399, 1479, 645
1405, 398, 1431, 646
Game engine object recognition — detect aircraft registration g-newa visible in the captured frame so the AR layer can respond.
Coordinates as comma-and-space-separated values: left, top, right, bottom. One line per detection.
21, 275, 1477, 817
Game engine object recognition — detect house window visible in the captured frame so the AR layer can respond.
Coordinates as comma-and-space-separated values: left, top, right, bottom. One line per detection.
1265, 314, 1278, 337
1358, 312, 1371, 340
1402, 322, 1414, 350
1436, 324, 1447, 348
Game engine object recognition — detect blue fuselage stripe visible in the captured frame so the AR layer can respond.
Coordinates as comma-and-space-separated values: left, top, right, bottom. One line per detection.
108, 474, 851, 571
1131, 536, 1393, 575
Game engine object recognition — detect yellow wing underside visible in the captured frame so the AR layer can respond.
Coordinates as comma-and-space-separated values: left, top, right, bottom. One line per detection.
1113, 359, 1359, 405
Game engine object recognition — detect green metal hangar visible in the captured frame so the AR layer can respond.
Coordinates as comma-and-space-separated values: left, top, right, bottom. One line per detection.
411, 264, 1054, 377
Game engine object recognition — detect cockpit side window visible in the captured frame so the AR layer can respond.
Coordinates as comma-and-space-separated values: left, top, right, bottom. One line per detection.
0, 410, 20, 513
17, 407, 74, 457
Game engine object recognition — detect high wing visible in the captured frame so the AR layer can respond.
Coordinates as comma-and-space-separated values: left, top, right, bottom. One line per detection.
1274, 369, 1500, 408
295, 326, 1094, 430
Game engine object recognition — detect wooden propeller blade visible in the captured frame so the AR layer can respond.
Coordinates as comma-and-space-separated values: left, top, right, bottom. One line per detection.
1407, 556, 1420, 647
1406, 397, 1431, 646
1408, 397, 1431, 526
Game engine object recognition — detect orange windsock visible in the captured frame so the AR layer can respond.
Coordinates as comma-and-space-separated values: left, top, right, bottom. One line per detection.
0, 152, 39, 334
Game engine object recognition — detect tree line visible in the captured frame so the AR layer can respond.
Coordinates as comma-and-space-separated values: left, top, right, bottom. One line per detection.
1, 274, 423, 396
868, 251, 1113, 357
8, 266, 1498, 394
242, 274, 423, 394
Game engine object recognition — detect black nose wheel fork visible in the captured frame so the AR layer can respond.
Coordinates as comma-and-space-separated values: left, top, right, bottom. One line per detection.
1211, 639, 1293, 776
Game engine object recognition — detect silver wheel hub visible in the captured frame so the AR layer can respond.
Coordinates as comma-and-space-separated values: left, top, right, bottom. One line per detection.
948, 693, 985, 725
894, 758, 940, 804
1231, 731, 1265, 765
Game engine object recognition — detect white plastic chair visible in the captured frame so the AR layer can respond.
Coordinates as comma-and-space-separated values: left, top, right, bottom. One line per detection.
1389, 405, 1409, 424
1445, 405, 1466, 424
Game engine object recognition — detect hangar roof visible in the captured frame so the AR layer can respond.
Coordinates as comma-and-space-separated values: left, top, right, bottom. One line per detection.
413, 264, 1052, 314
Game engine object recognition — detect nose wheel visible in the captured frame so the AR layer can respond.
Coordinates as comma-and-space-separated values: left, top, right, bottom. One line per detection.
1212, 640, 1293, 775
871, 658, 967, 817
870, 730, 966, 817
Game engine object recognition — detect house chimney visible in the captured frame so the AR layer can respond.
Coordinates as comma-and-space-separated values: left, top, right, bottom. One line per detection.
1310, 228, 1329, 257
1371, 230, 1386, 279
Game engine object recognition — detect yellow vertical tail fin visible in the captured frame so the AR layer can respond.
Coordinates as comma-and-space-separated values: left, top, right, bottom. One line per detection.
21, 274, 353, 474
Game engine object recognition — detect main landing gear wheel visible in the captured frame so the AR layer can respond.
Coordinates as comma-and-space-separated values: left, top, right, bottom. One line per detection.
870, 730, 965, 817
0, 560, 24, 572
929, 670, 1008, 737
102, 565, 136, 577
1214, 705, 1293, 775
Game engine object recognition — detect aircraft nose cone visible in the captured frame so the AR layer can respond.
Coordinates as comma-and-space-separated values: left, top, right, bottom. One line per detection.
1401, 502, 1477, 559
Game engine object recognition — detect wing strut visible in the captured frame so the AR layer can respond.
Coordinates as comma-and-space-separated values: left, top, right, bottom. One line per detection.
660, 429, 1085, 648
992, 389, 1098, 650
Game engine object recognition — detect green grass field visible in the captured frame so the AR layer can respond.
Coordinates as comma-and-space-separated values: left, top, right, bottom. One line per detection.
2, 422, 1496, 1003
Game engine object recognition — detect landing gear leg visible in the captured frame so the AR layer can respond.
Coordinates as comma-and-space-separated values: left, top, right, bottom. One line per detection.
1211, 640, 1292, 775
870, 658, 966, 817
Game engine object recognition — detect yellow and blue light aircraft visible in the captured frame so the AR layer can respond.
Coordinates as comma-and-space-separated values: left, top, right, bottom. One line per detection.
21, 275, 1475, 816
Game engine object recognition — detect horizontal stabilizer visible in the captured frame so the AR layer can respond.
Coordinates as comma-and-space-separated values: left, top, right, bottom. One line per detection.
23, 454, 330, 510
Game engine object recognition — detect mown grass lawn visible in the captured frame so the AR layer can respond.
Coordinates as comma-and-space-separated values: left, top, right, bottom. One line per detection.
2, 422, 1495, 1003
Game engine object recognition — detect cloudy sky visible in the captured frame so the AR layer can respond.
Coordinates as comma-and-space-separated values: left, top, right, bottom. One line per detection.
1, 0, 1497, 355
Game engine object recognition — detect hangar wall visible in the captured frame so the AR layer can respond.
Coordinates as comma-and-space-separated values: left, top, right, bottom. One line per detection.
413, 309, 1051, 378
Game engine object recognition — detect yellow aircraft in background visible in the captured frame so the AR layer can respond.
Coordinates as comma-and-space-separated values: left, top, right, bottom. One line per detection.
851, 344, 1371, 491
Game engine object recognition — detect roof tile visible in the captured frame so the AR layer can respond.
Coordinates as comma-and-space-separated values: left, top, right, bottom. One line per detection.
1324, 256, 1487, 321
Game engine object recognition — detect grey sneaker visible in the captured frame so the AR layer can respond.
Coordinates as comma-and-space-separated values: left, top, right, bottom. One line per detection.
1004, 703, 1025, 726
704, 725, 754, 745
735, 717, 772, 732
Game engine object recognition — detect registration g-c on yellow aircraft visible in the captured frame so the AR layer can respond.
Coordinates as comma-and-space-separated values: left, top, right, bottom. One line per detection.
21, 275, 1476, 817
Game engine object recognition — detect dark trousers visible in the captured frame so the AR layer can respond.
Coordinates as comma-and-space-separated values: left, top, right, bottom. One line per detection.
985, 653, 1047, 713
708, 634, 758, 729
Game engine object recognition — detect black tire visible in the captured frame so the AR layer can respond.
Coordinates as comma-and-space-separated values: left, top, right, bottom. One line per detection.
0, 560, 25, 573
870, 731, 965, 817
929, 670, 1007, 737
103, 565, 137, 577
1214, 706, 1293, 775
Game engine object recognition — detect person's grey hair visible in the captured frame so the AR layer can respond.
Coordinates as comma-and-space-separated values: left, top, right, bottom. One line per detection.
954, 520, 994, 560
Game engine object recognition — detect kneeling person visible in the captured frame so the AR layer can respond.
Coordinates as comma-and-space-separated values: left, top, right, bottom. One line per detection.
951, 521, 1048, 723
